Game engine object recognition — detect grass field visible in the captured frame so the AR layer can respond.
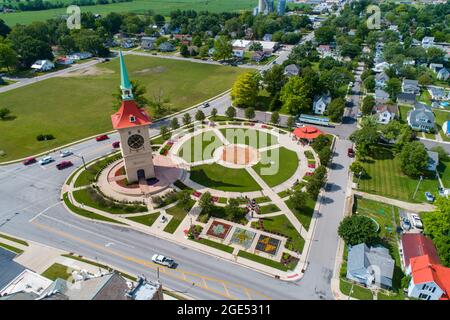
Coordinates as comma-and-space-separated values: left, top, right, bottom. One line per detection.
41, 263, 71, 281
164, 199, 195, 233
285, 195, 316, 231
237, 250, 290, 272
252, 147, 299, 187
0, 55, 247, 161
259, 204, 281, 214
126, 212, 160, 227
258, 214, 305, 253
357, 145, 446, 203
0, 233, 28, 246
192, 237, 234, 254
1, 0, 257, 26
340, 279, 374, 300
190, 163, 262, 192
178, 131, 223, 163
0, 242, 24, 254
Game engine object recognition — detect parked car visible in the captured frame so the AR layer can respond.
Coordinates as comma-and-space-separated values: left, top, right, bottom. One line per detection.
39, 156, 54, 165
60, 150, 73, 158
347, 148, 355, 157
410, 213, 423, 229
203, 101, 210, 108
400, 217, 411, 231
23, 157, 37, 165
151, 254, 175, 268
96, 135, 109, 142
424, 192, 435, 202
438, 187, 445, 197
56, 161, 73, 170
112, 141, 120, 148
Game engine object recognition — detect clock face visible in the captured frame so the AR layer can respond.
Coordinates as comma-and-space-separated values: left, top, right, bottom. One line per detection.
127, 134, 145, 150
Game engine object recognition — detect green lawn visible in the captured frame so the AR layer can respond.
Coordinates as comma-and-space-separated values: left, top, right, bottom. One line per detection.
177, 131, 223, 162
164, 200, 195, 234
126, 212, 160, 227
0, 233, 28, 247
237, 250, 290, 272
252, 147, 299, 187
1, 0, 257, 25
258, 214, 305, 253
190, 163, 262, 192
41, 263, 71, 281
73, 153, 121, 187
192, 237, 234, 254
219, 128, 278, 148
63, 193, 124, 225
0, 55, 248, 161
0, 242, 24, 254
340, 279, 374, 300
285, 196, 316, 231
259, 204, 281, 214
357, 145, 442, 203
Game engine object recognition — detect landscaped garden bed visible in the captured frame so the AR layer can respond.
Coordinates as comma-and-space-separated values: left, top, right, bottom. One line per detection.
206, 220, 233, 240
255, 235, 281, 256
229, 228, 256, 249
74, 153, 122, 188
163, 199, 195, 234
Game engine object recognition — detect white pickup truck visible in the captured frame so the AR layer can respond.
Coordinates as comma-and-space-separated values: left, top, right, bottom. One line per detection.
152, 254, 175, 268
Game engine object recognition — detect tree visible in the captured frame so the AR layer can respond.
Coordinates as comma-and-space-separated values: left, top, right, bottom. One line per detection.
270, 111, 280, 125
231, 72, 259, 108
249, 41, 263, 52
225, 106, 236, 119
318, 148, 332, 167
113, 80, 149, 109
349, 122, 380, 158
0, 41, 18, 72
195, 110, 205, 122
177, 190, 192, 211
327, 97, 346, 122
418, 73, 432, 86
286, 116, 295, 131
338, 215, 378, 246
213, 36, 232, 61
400, 141, 428, 177
262, 64, 286, 97
180, 44, 189, 57
0, 19, 11, 37
314, 26, 335, 44
199, 192, 214, 216
0, 108, 11, 120
160, 125, 170, 140
350, 161, 366, 177
363, 75, 375, 93
290, 190, 308, 211
245, 107, 255, 120
385, 78, 402, 100
225, 198, 244, 222
211, 107, 218, 118
306, 165, 326, 198
171, 117, 179, 130
182, 113, 191, 126
361, 95, 375, 116
280, 76, 311, 115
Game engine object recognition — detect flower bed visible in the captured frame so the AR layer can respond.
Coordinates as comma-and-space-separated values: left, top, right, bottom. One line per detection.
230, 228, 256, 249
255, 235, 281, 256
206, 220, 232, 240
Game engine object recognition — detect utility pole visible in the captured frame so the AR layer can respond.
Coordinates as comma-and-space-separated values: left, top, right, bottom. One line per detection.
412, 175, 423, 199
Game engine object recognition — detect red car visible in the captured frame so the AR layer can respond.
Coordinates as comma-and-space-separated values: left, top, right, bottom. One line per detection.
347, 148, 355, 158
112, 141, 120, 148
56, 161, 73, 170
23, 157, 37, 165
96, 135, 109, 142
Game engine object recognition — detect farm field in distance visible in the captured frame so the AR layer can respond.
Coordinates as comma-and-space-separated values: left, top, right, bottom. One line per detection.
0, 55, 248, 161
1, 0, 257, 26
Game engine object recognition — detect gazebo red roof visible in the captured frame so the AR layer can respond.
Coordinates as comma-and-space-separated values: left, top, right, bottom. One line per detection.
111, 100, 152, 130
293, 126, 323, 139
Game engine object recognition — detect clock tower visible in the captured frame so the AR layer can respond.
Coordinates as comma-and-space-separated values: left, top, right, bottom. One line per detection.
111, 52, 155, 182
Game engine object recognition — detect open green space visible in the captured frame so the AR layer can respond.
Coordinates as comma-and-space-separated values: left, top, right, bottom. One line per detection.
0, 233, 28, 247
252, 147, 299, 187
0, 55, 247, 161
219, 128, 278, 148
164, 199, 195, 234
63, 193, 124, 225
73, 153, 121, 187
41, 263, 71, 281
192, 238, 234, 254
237, 250, 290, 272
285, 196, 316, 231
1, 0, 257, 26
259, 204, 281, 214
340, 279, 374, 300
72, 187, 147, 214
256, 214, 305, 253
190, 163, 261, 192
126, 212, 160, 227
0, 242, 24, 254
356, 145, 444, 203
178, 131, 223, 162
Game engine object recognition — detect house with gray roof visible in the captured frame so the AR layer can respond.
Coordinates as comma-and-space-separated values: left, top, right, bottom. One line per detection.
375, 89, 390, 103
375, 72, 389, 88
397, 92, 416, 105
284, 64, 300, 77
437, 68, 449, 81
427, 86, 448, 101
0, 248, 25, 292
313, 94, 331, 115
140, 37, 157, 50
402, 79, 420, 95
159, 42, 176, 52
407, 102, 435, 133
346, 243, 395, 289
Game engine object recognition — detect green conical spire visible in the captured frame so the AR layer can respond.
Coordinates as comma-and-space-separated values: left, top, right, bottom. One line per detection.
119, 51, 133, 100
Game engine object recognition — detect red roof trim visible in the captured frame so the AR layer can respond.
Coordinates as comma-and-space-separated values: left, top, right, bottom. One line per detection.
111, 100, 151, 130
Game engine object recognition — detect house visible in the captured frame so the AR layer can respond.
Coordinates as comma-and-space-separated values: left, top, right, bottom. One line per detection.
0, 269, 52, 297
0, 248, 26, 293
31, 60, 55, 72
158, 42, 176, 52
232, 39, 252, 50
373, 103, 398, 124
442, 121, 450, 137
375, 89, 390, 103
397, 92, 416, 105
313, 94, 331, 115
55, 57, 73, 65
141, 37, 156, 50
427, 86, 448, 101
232, 49, 244, 58
67, 52, 92, 60
421, 36, 435, 49
406, 254, 450, 300
284, 64, 300, 77
407, 102, 435, 133
372, 62, 390, 73
231, 39, 279, 54
317, 45, 332, 57
437, 68, 450, 81
403, 59, 415, 66
375, 72, 389, 88
429, 63, 444, 73
251, 51, 266, 63
400, 234, 440, 269
263, 33, 272, 41
427, 150, 439, 171
402, 79, 420, 95
346, 243, 395, 289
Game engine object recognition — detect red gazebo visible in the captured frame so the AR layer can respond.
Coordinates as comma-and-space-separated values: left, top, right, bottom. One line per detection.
292, 126, 323, 140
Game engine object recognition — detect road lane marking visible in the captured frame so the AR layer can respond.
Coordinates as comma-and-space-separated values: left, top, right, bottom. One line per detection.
29, 202, 62, 222
31, 221, 271, 300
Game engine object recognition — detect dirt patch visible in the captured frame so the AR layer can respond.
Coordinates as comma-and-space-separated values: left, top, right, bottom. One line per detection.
58, 66, 114, 78
221, 145, 258, 165
134, 66, 166, 75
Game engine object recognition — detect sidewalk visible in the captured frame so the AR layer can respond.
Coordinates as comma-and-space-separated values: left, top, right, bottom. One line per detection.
353, 190, 436, 212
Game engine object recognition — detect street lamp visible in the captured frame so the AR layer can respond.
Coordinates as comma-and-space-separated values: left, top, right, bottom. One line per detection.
412, 175, 423, 199
73, 154, 87, 170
